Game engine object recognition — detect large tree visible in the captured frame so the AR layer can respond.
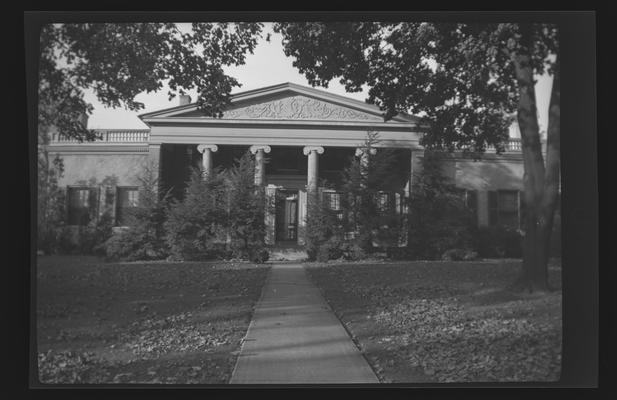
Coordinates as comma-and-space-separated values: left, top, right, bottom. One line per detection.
38, 22, 264, 142
36, 22, 264, 253
274, 22, 559, 291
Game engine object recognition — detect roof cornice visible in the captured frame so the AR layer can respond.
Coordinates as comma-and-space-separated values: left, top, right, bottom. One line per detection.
138, 82, 419, 123
141, 117, 421, 131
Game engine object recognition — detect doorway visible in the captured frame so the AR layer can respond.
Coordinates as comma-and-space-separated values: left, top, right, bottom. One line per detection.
275, 189, 299, 242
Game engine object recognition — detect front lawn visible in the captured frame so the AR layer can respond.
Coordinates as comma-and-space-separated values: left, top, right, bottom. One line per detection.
36, 256, 269, 384
305, 259, 562, 383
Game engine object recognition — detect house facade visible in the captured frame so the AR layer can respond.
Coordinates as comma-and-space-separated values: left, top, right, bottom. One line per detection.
46, 82, 529, 246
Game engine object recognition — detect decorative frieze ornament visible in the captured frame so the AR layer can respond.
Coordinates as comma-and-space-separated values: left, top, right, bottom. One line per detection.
224, 95, 381, 121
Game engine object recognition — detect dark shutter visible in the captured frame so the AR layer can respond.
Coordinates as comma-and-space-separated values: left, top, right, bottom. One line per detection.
467, 190, 478, 221
116, 187, 139, 226
67, 187, 94, 226
89, 187, 99, 223
488, 191, 498, 226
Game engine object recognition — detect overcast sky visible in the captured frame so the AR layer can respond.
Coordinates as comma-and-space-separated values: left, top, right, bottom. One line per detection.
83, 23, 553, 137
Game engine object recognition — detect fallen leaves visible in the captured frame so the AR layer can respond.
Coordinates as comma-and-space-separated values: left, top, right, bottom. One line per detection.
307, 261, 562, 383
36, 255, 269, 384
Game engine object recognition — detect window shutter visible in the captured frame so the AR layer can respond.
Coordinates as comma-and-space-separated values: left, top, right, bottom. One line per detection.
67, 187, 76, 225
60, 186, 68, 224
89, 187, 99, 223
468, 190, 478, 220
488, 190, 498, 226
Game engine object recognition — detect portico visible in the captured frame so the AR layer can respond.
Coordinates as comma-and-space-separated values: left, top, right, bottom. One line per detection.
138, 82, 423, 245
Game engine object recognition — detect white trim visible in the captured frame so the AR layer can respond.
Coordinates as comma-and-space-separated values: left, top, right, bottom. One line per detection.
138, 82, 419, 123
141, 117, 417, 129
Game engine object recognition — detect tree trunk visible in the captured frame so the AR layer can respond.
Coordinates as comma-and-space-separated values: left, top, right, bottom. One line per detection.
511, 43, 560, 292
541, 56, 561, 270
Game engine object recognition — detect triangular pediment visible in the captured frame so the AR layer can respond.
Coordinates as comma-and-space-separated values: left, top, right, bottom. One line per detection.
140, 83, 418, 124
181, 93, 383, 121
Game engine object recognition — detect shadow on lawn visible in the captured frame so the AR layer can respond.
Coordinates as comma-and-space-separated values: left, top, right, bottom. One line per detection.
305, 260, 562, 383
35, 255, 270, 385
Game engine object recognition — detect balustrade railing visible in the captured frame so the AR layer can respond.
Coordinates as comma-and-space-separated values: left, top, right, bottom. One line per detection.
50, 131, 529, 152
52, 129, 150, 143
486, 138, 522, 152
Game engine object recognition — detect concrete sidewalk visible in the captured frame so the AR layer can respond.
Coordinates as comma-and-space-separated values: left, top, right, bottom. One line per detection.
230, 263, 379, 384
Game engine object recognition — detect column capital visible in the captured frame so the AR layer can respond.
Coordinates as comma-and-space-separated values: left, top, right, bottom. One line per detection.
355, 147, 377, 157
303, 146, 324, 156
249, 145, 271, 154
197, 144, 218, 153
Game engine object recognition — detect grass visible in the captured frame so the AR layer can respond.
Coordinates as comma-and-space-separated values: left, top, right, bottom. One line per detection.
36, 255, 270, 384
305, 259, 562, 383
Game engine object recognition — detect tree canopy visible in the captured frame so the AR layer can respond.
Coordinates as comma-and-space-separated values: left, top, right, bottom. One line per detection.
39, 23, 264, 141
274, 22, 560, 291
274, 22, 557, 153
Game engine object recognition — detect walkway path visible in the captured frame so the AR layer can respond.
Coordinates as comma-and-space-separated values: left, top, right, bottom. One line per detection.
230, 263, 379, 384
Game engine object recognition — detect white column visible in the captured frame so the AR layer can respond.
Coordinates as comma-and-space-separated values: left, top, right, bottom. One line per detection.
264, 184, 277, 245
250, 145, 271, 186
303, 146, 324, 192
197, 144, 218, 178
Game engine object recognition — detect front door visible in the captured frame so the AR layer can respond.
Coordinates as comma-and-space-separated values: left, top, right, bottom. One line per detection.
275, 190, 298, 242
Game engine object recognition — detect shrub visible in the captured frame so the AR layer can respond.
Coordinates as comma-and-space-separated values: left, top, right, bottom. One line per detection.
103, 227, 167, 261
102, 162, 170, 261
340, 132, 405, 255
386, 247, 415, 260
313, 236, 342, 262
473, 226, 522, 258
37, 152, 67, 254
164, 167, 226, 261
225, 151, 269, 261
80, 213, 114, 256
305, 190, 343, 261
248, 247, 270, 264
45, 224, 78, 255
341, 241, 367, 261
406, 151, 477, 260
164, 151, 270, 263
441, 248, 479, 261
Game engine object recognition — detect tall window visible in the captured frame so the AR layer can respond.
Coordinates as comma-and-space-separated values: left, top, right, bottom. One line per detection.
375, 191, 396, 214
488, 190, 520, 228
323, 191, 344, 221
67, 187, 97, 225
116, 187, 139, 226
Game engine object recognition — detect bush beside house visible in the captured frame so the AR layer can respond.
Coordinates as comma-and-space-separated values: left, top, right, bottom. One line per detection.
101, 152, 269, 263
102, 163, 170, 261
164, 167, 228, 261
